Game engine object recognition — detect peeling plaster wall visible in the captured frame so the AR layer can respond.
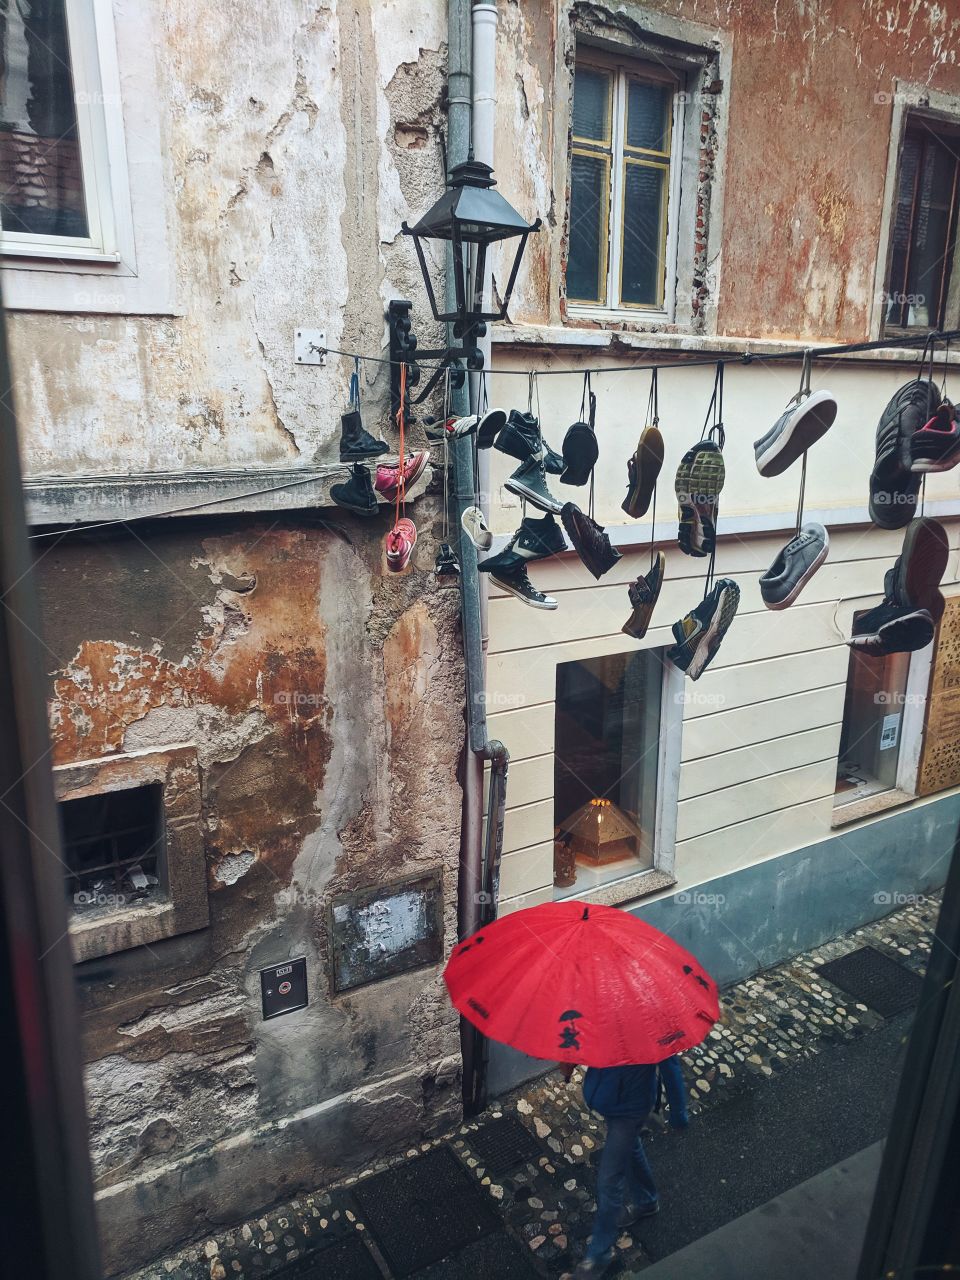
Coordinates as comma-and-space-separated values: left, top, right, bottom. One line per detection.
8, 0, 448, 477
497, 0, 960, 341
36, 513, 465, 1273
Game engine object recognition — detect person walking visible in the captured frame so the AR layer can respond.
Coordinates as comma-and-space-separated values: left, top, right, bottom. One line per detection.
565, 1055, 687, 1276
654, 1053, 689, 1131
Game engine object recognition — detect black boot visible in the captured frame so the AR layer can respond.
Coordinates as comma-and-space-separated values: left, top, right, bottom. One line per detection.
331, 463, 378, 515
340, 408, 389, 462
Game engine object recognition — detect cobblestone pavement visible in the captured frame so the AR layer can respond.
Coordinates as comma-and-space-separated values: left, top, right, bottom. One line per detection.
124, 896, 937, 1280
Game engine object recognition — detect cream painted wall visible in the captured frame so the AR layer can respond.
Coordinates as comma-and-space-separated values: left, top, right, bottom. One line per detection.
485, 519, 960, 916
487, 353, 960, 535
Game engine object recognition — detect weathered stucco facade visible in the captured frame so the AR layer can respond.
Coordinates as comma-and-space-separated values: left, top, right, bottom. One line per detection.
9, 0, 960, 1270
4, 1, 466, 1273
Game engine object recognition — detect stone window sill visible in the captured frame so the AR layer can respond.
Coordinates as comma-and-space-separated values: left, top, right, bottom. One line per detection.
831, 787, 916, 829
492, 323, 960, 367
554, 867, 676, 909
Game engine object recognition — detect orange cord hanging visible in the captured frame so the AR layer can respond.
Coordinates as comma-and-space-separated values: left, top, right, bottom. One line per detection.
394, 362, 407, 528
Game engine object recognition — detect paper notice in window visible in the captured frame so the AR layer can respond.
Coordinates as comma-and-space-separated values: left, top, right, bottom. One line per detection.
880, 712, 901, 751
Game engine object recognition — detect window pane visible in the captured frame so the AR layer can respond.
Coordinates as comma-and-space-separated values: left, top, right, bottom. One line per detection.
836, 643, 911, 804
554, 649, 661, 894
568, 152, 607, 303
887, 136, 922, 327
903, 137, 958, 329
572, 65, 610, 142
60, 784, 165, 912
626, 79, 671, 152
620, 162, 666, 306
0, 0, 89, 237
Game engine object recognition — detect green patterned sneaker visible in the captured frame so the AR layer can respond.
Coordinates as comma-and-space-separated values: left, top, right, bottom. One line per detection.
668, 578, 741, 680
675, 441, 726, 557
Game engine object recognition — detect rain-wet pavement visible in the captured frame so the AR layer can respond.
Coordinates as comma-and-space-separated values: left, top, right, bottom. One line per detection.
123, 896, 936, 1280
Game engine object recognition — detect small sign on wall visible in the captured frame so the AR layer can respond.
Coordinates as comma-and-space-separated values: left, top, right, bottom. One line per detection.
260, 956, 308, 1020
879, 712, 901, 751
329, 871, 443, 993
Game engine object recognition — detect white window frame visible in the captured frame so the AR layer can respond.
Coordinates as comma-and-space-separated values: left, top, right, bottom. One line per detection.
552, 649, 682, 904
831, 593, 936, 826
1, 0, 120, 261
566, 49, 685, 324
872, 81, 960, 341
1, 0, 176, 315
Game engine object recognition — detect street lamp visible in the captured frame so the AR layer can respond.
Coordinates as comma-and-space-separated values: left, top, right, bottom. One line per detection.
401, 157, 541, 340
390, 159, 540, 409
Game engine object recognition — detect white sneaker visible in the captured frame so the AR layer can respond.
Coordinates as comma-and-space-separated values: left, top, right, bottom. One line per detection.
449, 415, 479, 438
461, 506, 493, 551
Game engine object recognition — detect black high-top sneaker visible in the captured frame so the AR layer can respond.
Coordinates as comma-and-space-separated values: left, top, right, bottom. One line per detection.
504, 457, 564, 514
478, 513, 568, 573
489, 561, 558, 610
340, 408, 389, 462
494, 410, 565, 474
331, 463, 378, 515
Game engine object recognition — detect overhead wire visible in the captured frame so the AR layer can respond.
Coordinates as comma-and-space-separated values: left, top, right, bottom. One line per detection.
26, 328, 960, 539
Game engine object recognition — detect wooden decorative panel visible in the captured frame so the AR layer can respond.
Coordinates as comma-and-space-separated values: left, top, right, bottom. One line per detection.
918, 595, 960, 796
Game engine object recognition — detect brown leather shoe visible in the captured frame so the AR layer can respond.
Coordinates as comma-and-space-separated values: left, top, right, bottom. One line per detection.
561, 503, 622, 580
622, 552, 665, 639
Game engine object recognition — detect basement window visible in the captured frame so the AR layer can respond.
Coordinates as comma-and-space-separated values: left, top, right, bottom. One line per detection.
566, 50, 684, 316
883, 117, 960, 333
61, 784, 165, 913
553, 648, 662, 894
54, 746, 208, 962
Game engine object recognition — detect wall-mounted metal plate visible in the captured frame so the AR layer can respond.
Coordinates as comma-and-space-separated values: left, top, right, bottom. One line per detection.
260, 956, 308, 1020
329, 872, 443, 993
294, 328, 327, 365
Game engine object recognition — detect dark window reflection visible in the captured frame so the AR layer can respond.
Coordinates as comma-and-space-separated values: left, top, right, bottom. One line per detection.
0, 0, 89, 238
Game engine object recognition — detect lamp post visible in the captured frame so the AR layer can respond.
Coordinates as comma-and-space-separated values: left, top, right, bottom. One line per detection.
389, 158, 540, 411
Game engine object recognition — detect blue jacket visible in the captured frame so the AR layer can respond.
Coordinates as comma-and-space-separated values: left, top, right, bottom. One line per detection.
582, 1063, 658, 1118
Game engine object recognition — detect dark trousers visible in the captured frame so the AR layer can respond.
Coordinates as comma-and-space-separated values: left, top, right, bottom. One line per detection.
586, 1114, 659, 1261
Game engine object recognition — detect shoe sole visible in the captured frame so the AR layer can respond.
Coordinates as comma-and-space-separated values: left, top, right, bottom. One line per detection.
687, 582, 740, 680
676, 446, 725, 557
849, 609, 931, 650
622, 427, 665, 518
476, 410, 508, 448
341, 446, 390, 461
490, 574, 558, 609
504, 475, 563, 514
755, 392, 837, 477
762, 530, 830, 610
848, 607, 934, 653
909, 432, 960, 472
899, 517, 949, 616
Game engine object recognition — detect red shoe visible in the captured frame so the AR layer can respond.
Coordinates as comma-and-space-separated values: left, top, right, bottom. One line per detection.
385, 518, 417, 571
905, 401, 960, 473
374, 450, 430, 500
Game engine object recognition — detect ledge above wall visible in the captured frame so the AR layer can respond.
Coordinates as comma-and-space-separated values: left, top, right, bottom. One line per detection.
22, 454, 437, 527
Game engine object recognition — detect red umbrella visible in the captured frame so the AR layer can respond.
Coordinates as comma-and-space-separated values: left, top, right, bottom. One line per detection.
443, 900, 719, 1067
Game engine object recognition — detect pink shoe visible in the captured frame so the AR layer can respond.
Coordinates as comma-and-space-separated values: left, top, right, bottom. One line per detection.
385, 518, 417, 571
374, 450, 430, 500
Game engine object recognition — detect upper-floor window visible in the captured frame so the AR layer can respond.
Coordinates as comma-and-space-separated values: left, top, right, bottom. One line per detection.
884, 118, 960, 333
566, 53, 683, 316
0, 0, 117, 260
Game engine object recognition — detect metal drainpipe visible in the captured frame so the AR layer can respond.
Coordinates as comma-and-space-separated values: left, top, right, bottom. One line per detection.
448, 0, 509, 1118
